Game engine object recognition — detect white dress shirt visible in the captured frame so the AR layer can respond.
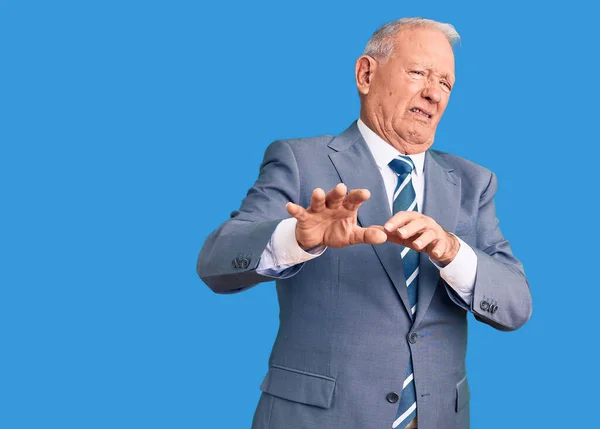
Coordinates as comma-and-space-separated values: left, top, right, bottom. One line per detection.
256, 119, 477, 303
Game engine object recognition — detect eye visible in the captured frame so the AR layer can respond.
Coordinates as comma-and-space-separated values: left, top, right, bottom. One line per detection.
409, 70, 425, 77
441, 81, 452, 91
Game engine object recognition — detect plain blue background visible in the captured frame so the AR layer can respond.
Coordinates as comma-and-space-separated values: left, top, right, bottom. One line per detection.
1, 0, 598, 427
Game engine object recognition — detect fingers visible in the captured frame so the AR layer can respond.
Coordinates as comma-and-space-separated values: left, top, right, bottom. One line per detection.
428, 239, 447, 259
310, 188, 327, 213
384, 211, 421, 233
396, 217, 430, 242
381, 212, 452, 258
307, 184, 371, 213
411, 229, 437, 251
395, 215, 441, 253
343, 189, 371, 211
325, 183, 347, 209
289, 184, 369, 224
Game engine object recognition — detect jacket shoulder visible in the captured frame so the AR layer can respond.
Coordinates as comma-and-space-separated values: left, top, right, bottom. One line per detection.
430, 149, 494, 181
276, 134, 336, 153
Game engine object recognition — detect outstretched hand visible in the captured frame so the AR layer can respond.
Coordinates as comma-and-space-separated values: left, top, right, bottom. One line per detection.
286, 184, 388, 249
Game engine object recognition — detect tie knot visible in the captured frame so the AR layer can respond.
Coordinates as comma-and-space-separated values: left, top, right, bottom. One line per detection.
389, 156, 415, 177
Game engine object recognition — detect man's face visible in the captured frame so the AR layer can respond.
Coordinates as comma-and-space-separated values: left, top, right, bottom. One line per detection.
359, 27, 456, 152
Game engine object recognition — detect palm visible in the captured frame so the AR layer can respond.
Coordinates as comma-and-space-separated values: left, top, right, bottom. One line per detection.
287, 184, 387, 249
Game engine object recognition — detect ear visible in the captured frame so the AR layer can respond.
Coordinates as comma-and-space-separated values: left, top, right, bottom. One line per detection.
355, 55, 376, 96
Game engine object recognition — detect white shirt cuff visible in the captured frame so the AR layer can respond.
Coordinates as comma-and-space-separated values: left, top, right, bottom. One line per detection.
257, 218, 326, 272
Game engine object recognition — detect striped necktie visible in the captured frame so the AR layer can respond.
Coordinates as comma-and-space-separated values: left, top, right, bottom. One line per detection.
388, 155, 419, 429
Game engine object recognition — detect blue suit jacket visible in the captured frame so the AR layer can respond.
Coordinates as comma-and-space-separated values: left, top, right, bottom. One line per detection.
197, 122, 532, 429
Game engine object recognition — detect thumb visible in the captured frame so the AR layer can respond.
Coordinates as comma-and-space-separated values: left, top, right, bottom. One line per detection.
353, 226, 388, 245
286, 202, 307, 221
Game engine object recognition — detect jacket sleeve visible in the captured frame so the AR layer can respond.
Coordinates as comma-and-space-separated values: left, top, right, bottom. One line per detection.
445, 171, 533, 331
197, 140, 304, 294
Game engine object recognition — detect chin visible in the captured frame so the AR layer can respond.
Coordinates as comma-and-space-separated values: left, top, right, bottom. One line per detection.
411, 126, 437, 144
405, 131, 433, 146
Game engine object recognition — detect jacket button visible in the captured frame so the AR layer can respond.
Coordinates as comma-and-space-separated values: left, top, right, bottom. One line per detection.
480, 300, 490, 312
408, 332, 418, 344
386, 392, 399, 403
490, 304, 498, 314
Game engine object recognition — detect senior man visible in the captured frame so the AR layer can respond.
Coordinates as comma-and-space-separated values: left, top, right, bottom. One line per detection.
197, 17, 532, 429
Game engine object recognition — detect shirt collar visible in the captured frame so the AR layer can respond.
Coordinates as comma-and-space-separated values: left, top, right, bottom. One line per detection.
357, 118, 425, 176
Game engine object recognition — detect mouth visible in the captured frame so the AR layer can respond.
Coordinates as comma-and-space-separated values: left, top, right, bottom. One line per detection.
409, 107, 432, 119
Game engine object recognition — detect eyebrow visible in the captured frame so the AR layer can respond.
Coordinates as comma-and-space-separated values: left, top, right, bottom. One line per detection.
441, 73, 455, 83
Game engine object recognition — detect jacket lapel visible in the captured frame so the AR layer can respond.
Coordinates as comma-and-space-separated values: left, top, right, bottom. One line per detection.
328, 123, 462, 324
328, 122, 412, 317
413, 150, 461, 328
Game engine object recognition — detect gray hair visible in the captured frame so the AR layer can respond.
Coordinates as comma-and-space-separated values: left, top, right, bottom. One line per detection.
363, 18, 460, 62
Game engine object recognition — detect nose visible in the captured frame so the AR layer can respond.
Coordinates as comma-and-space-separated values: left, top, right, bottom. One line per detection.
421, 79, 442, 104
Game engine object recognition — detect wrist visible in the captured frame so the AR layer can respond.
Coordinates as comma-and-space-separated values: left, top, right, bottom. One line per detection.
297, 239, 311, 251
295, 229, 321, 251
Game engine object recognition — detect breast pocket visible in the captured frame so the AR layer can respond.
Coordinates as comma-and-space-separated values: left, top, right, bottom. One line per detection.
259, 364, 336, 409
